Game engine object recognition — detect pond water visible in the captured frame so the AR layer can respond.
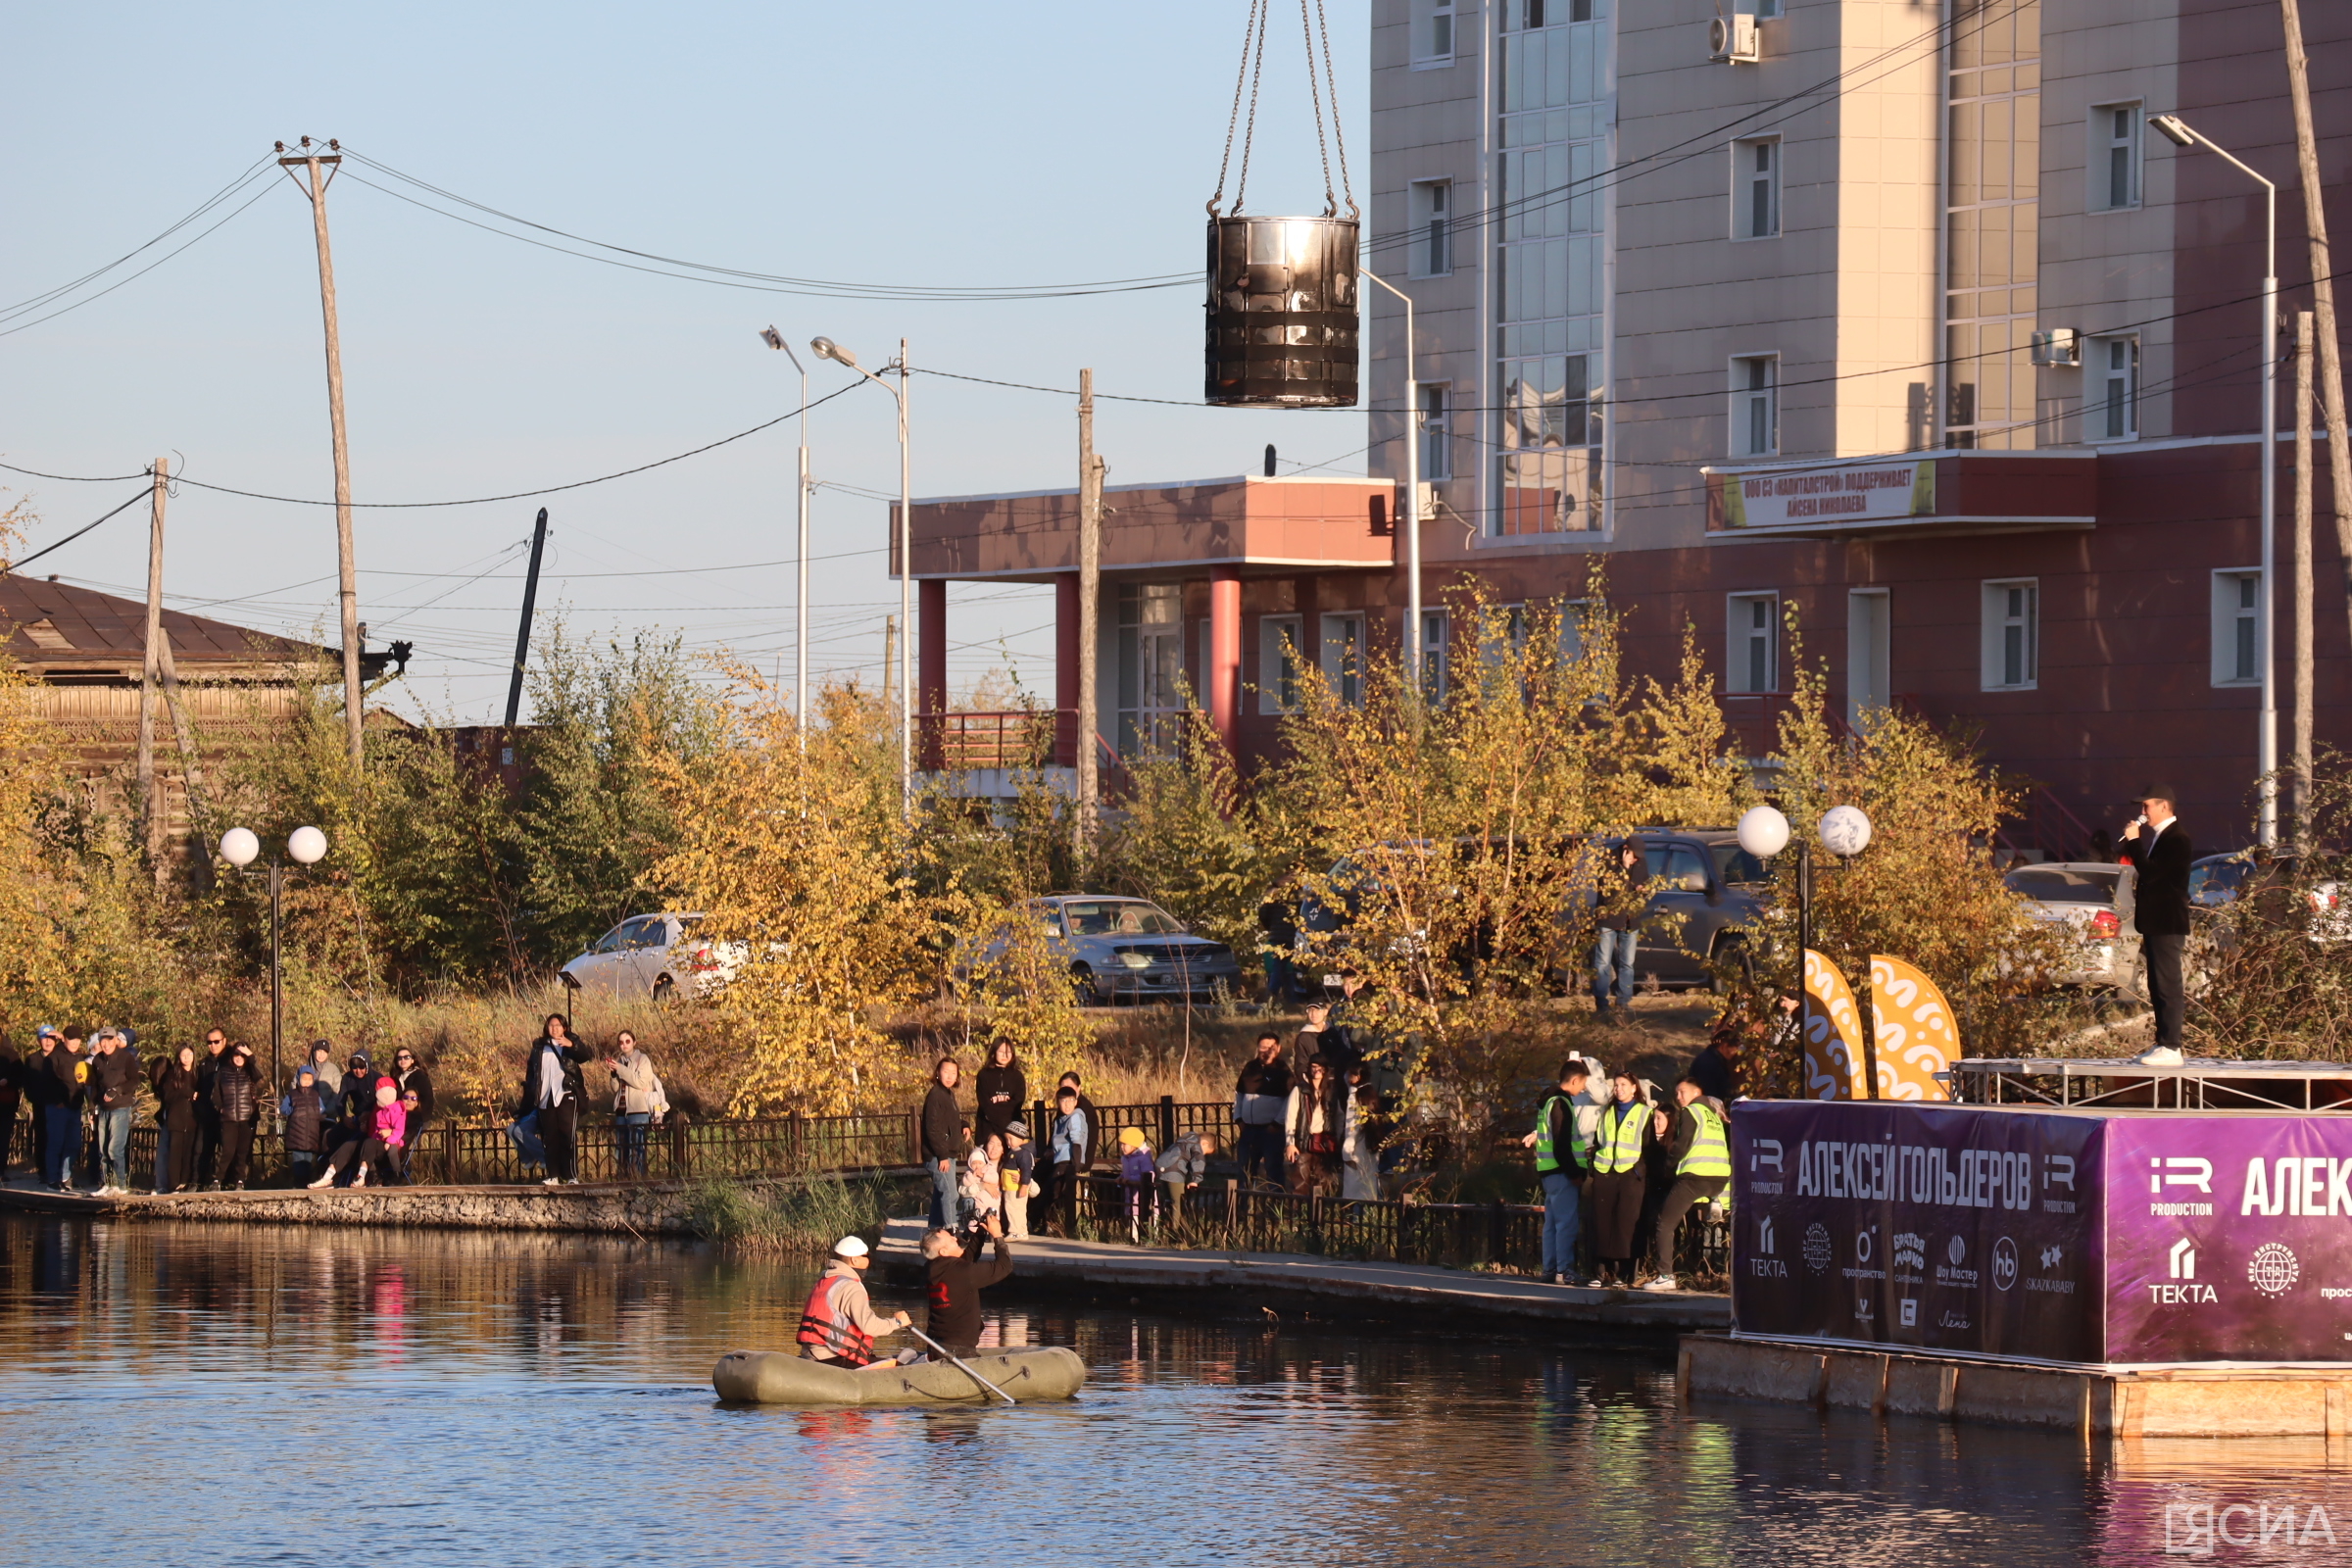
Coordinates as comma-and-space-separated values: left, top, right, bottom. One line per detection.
3, 1216, 2346, 1567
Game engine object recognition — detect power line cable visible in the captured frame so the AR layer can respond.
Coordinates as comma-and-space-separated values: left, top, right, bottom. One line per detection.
0, 173, 279, 341
6, 489, 153, 572
0, 156, 276, 320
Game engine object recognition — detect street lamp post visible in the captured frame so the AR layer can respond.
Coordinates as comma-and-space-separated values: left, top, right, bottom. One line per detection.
1737, 799, 1875, 1008
219, 825, 329, 1094
1359, 267, 1422, 701
811, 334, 912, 816
2152, 113, 2278, 846
759, 326, 813, 746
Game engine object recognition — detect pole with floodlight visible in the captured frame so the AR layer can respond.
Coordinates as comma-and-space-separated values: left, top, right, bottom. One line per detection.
2151, 113, 2278, 846
759, 326, 814, 747
219, 825, 329, 1095
810, 335, 912, 816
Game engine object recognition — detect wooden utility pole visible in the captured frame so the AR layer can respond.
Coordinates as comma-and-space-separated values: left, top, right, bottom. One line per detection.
2294, 311, 2317, 842
880, 614, 897, 711
504, 507, 551, 729
1077, 368, 1103, 846
137, 459, 168, 871
279, 139, 366, 769
2279, 0, 2352, 657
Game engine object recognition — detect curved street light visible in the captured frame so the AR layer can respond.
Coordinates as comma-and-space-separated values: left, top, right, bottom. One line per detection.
220, 825, 329, 1094
812, 333, 912, 817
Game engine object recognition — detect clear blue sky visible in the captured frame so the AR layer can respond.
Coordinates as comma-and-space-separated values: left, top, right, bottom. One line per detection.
1, 1, 1370, 719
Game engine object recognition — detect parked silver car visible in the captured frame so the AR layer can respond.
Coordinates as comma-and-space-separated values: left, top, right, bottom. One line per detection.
2191, 851, 2351, 947
559, 911, 737, 1001
2004, 862, 2140, 989
1020, 896, 1243, 1006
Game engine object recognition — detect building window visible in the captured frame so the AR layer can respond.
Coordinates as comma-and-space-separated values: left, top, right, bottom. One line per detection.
1321, 612, 1364, 708
1418, 383, 1452, 479
1733, 138, 1779, 239
1412, 0, 1456, 62
1731, 356, 1778, 458
1410, 180, 1452, 276
2212, 570, 2264, 687
1420, 608, 1450, 701
1981, 579, 2039, 691
1117, 582, 1186, 756
2088, 103, 2141, 213
1510, 0, 1596, 27
1258, 614, 1304, 714
1847, 588, 1889, 730
1726, 593, 1778, 694
2089, 336, 2137, 441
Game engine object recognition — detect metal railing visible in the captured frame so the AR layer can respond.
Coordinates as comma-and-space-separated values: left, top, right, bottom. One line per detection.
1041, 1174, 1729, 1283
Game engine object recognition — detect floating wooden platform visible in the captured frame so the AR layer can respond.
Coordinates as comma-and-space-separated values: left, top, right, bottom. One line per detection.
875, 1217, 1729, 1336
1681, 1333, 2352, 1437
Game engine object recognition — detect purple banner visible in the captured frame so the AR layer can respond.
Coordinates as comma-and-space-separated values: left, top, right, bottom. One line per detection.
1731, 1102, 2106, 1362
2105, 1117, 2352, 1363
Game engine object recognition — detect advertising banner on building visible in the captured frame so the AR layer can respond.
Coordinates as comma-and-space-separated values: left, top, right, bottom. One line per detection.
1707, 459, 1936, 532
1731, 1101, 2105, 1362
2103, 1117, 2352, 1363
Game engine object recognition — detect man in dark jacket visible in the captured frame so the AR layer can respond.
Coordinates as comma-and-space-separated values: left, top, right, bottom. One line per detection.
923, 1212, 1013, 1353
2119, 784, 2194, 1062
193, 1028, 229, 1188
1592, 842, 1645, 1020
211, 1043, 264, 1190
24, 1027, 61, 1183
920, 1058, 968, 1229
42, 1032, 88, 1192
1232, 1033, 1293, 1191
87, 1029, 143, 1195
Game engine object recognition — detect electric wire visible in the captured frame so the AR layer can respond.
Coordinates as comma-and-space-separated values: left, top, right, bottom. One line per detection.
5, 489, 153, 572
0, 155, 276, 321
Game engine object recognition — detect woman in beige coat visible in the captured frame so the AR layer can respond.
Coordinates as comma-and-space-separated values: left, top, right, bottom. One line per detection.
607, 1030, 664, 1178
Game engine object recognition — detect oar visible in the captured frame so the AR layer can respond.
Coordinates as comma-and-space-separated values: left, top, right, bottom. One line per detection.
905, 1324, 1017, 1405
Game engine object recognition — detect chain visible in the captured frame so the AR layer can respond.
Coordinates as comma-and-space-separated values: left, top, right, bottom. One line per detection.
1208, 0, 1271, 217
1297, 0, 1336, 218
1311, 0, 1357, 219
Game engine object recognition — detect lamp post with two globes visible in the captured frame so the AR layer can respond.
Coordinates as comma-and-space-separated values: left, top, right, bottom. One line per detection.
219, 825, 328, 1094
1736, 801, 1874, 1019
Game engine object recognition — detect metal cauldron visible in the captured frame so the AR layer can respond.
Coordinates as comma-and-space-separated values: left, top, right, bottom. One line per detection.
1203, 215, 1359, 408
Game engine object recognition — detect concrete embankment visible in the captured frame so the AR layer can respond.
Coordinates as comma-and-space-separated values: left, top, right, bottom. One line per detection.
0, 1172, 918, 1236
874, 1216, 1730, 1337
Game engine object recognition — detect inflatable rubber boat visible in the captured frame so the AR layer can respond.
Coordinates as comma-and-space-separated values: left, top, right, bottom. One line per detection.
711, 1346, 1086, 1405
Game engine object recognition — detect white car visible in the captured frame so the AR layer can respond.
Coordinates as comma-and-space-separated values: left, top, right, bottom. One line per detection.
2005, 861, 2140, 989
559, 912, 737, 1001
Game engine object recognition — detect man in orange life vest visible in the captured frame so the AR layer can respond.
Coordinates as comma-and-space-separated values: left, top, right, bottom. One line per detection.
796, 1236, 913, 1370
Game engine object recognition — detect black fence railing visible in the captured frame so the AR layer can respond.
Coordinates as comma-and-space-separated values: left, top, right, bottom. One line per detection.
1042, 1174, 1729, 1283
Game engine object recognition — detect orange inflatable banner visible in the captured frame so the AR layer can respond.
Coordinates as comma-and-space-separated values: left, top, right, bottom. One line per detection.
1869, 954, 1958, 1101
1801, 949, 1869, 1102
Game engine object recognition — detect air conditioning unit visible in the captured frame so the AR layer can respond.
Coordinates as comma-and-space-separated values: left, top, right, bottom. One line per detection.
1709, 14, 1760, 64
2030, 328, 2082, 368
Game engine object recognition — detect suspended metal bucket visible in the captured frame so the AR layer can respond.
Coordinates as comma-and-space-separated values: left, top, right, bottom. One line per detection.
1203, 214, 1359, 409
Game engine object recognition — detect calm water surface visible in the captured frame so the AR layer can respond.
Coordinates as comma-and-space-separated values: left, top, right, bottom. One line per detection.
4, 1216, 2348, 1567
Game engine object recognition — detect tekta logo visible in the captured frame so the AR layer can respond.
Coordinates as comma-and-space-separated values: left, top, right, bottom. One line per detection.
1991, 1237, 2019, 1292
2153, 1238, 2219, 1304
1748, 1216, 1788, 1279
2170, 1238, 2197, 1281
1802, 1222, 1833, 1274
2150, 1156, 2214, 1195
1758, 1217, 1775, 1254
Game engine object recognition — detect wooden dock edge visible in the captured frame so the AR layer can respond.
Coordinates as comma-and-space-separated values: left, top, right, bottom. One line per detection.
1680, 1333, 2352, 1437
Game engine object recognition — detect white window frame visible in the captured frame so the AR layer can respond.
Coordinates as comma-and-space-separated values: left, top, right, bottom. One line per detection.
1418, 382, 1452, 479
1981, 579, 2040, 691
1411, 0, 1457, 66
2211, 569, 2265, 688
2088, 335, 2138, 442
1258, 614, 1305, 714
1320, 612, 1365, 708
1726, 592, 1778, 694
1560, 598, 1591, 666
2087, 102, 2142, 214
1410, 180, 1452, 277
1419, 608, 1451, 702
1732, 137, 1780, 240
1730, 355, 1779, 458
1846, 587, 1890, 729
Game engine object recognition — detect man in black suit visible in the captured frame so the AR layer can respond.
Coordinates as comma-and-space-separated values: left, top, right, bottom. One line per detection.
2118, 784, 2193, 1062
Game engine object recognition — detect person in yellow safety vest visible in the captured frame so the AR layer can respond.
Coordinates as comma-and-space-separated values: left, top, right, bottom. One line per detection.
796, 1236, 915, 1370
1585, 1070, 1654, 1288
1520, 1060, 1592, 1286
1643, 1076, 1732, 1293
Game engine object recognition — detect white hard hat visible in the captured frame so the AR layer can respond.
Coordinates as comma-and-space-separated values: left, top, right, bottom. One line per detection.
832, 1236, 869, 1258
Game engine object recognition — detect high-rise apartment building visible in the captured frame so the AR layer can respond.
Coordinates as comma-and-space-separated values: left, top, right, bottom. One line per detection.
1365, 0, 2349, 841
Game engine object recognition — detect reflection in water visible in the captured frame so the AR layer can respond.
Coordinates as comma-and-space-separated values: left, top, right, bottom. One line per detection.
4, 1217, 2350, 1567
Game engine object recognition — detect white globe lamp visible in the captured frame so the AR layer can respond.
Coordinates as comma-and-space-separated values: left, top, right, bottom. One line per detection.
220, 827, 260, 868
1736, 805, 1791, 859
1820, 805, 1874, 858
287, 826, 329, 865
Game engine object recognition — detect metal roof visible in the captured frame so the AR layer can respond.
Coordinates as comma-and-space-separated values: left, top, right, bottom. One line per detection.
0, 575, 310, 667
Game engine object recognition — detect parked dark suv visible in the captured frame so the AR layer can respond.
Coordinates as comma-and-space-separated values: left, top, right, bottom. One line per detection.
1609, 829, 1769, 989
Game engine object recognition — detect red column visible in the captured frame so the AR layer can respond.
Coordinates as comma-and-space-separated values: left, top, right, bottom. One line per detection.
917, 577, 947, 770
1209, 565, 1242, 754
1054, 571, 1080, 767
